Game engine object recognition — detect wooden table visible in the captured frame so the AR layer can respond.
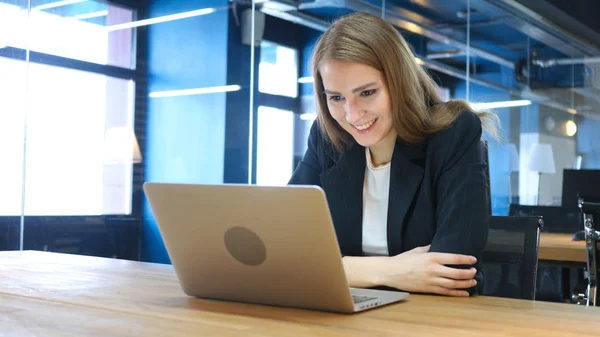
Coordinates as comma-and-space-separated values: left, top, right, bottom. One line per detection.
539, 233, 586, 263
2, 250, 600, 337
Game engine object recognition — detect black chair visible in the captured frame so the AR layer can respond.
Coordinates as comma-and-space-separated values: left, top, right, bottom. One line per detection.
508, 204, 581, 233
481, 216, 543, 300
576, 201, 600, 306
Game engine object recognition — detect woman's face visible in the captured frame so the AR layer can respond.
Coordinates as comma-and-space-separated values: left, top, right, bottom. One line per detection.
319, 59, 395, 148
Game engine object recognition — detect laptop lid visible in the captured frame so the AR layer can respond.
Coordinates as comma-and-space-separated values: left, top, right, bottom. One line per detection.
143, 182, 358, 313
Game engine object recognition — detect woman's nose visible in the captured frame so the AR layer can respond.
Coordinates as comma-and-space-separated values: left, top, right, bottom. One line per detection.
345, 101, 364, 124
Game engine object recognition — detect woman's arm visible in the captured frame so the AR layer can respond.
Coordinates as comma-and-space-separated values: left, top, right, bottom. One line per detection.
342, 255, 388, 288
429, 112, 490, 295
342, 113, 487, 297
343, 246, 479, 296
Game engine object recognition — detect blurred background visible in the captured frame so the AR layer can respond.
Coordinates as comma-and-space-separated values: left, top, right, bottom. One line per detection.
0, 0, 598, 268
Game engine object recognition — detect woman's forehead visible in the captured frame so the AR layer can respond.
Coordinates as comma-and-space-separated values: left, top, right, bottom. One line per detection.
319, 60, 384, 89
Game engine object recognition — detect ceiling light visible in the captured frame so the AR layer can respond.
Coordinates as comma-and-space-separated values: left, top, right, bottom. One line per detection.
565, 120, 577, 137
73, 10, 108, 20
300, 113, 317, 121
470, 100, 532, 110
106, 7, 218, 32
34, 0, 86, 11
149, 85, 241, 98
298, 76, 314, 83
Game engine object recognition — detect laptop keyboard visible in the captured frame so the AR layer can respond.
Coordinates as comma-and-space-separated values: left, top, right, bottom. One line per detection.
352, 295, 377, 304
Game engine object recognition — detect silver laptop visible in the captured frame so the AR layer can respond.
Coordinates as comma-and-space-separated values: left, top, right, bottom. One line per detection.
143, 182, 408, 313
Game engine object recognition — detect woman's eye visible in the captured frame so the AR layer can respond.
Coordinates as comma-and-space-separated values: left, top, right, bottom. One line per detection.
361, 89, 376, 97
328, 95, 343, 102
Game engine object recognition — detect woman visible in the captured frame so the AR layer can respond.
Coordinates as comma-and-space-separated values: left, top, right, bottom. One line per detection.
289, 12, 498, 297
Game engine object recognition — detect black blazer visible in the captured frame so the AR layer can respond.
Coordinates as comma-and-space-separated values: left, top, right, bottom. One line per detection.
289, 111, 489, 295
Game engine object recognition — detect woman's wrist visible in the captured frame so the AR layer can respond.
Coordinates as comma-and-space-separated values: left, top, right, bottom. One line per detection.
342, 255, 391, 288
368, 256, 390, 287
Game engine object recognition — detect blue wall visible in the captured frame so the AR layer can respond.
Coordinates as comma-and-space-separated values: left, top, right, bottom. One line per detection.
223, 11, 259, 184
142, 0, 229, 263
300, 29, 320, 95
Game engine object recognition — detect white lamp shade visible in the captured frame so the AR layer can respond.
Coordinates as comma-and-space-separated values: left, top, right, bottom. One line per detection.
103, 127, 142, 164
527, 143, 555, 174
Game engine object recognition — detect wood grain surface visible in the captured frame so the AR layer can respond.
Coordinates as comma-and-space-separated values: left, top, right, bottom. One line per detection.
2, 250, 600, 337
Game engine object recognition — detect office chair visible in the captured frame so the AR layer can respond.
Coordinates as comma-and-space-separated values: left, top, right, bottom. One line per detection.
508, 204, 581, 233
573, 201, 600, 306
481, 216, 543, 300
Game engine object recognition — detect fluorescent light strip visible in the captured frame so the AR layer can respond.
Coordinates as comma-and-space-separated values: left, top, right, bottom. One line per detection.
34, 0, 86, 10
106, 7, 219, 32
298, 76, 314, 83
300, 113, 317, 121
149, 85, 241, 98
73, 10, 108, 20
470, 100, 532, 110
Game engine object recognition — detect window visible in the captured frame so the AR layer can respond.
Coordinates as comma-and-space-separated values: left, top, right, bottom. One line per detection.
258, 41, 298, 98
255, 40, 299, 185
256, 106, 294, 186
0, 1, 137, 216
0, 58, 135, 216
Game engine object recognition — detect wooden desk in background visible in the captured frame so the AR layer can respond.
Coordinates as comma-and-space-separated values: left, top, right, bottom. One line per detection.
539, 232, 586, 264
2, 250, 600, 337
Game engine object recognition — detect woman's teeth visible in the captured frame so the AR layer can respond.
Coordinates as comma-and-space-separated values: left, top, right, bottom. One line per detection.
355, 119, 376, 130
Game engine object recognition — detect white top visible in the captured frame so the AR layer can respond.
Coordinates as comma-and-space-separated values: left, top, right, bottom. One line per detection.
362, 147, 391, 256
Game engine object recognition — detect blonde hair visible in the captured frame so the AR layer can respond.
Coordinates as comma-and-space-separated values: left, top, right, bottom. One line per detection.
311, 12, 498, 151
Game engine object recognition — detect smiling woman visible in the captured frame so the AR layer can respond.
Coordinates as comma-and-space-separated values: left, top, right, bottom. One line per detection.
320, 60, 396, 166
289, 12, 498, 298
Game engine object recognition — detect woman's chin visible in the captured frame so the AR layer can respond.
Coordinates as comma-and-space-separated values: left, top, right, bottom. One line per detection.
348, 126, 396, 149
352, 135, 381, 148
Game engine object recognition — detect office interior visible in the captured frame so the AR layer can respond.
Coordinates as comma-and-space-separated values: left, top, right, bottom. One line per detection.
1, 0, 599, 305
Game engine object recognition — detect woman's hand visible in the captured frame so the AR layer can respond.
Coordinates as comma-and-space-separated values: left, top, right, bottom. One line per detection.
380, 245, 478, 297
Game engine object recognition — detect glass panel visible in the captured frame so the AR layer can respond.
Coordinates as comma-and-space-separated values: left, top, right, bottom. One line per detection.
260, 0, 593, 213
2, 1, 254, 260
0, 0, 136, 69
256, 106, 294, 186
0, 57, 26, 217
0, 59, 135, 216
141, 2, 250, 263
0, 0, 28, 251
462, 21, 592, 210
456, 3, 529, 212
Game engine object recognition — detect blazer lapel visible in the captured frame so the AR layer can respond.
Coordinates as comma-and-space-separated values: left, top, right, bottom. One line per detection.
387, 140, 426, 256
319, 143, 366, 256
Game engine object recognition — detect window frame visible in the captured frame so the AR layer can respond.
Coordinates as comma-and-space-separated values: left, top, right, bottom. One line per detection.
252, 39, 301, 184
0, 1, 144, 218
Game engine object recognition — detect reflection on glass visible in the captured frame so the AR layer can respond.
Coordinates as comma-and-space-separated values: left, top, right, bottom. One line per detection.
256, 106, 294, 186
0, 0, 135, 68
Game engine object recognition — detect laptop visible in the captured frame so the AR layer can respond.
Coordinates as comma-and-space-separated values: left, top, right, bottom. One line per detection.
143, 182, 408, 313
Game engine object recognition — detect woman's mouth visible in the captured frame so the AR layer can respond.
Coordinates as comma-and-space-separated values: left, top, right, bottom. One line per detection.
352, 118, 378, 134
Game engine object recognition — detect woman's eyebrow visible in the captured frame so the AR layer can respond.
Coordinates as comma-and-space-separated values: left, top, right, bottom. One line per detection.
323, 81, 379, 95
